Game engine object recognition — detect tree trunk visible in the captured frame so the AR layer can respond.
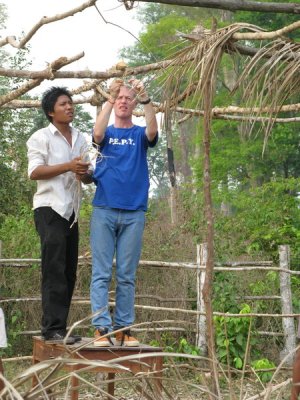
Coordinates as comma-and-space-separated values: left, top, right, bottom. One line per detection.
178, 119, 193, 181
165, 110, 177, 224
202, 78, 220, 398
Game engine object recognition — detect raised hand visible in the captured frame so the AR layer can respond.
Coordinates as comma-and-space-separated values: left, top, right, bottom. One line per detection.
128, 78, 149, 103
108, 79, 124, 103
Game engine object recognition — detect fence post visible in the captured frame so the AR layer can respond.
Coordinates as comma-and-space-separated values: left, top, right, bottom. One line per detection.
279, 244, 296, 365
196, 243, 208, 355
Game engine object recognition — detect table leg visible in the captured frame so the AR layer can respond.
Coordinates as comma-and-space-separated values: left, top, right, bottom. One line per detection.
71, 373, 79, 400
153, 356, 163, 398
107, 372, 115, 399
32, 358, 38, 388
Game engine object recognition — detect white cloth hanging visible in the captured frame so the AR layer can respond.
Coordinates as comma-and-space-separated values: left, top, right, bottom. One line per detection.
0, 308, 7, 348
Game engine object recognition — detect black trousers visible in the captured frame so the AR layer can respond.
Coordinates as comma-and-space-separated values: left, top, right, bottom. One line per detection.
34, 207, 79, 336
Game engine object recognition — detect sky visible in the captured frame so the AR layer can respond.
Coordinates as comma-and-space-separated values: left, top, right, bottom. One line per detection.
0, 0, 143, 96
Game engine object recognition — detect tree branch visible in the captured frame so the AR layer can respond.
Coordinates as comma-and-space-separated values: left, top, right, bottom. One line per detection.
136, 0, 300, 14
233, 20, 300, 40
0, 53, 84, 107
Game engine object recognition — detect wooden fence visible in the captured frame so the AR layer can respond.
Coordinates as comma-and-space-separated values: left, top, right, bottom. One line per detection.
196, 243, 297, 365
0, 242, 299, 365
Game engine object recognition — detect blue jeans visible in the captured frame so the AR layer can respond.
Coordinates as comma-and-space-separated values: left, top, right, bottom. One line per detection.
90, 207, 145, 330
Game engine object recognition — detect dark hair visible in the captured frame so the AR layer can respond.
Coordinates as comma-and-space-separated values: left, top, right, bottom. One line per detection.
41, 86, 72, 122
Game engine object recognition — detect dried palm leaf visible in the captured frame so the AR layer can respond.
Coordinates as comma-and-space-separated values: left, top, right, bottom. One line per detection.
161, 23, 264, 112
233, 39, 300, 149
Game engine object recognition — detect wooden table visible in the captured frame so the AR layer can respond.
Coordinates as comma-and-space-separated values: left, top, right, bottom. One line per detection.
32, 336, 163, 400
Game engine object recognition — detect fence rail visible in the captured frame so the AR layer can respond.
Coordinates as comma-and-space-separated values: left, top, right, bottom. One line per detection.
0, 244, 298, 365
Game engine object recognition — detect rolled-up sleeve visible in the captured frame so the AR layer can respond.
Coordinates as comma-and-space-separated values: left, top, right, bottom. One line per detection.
27, 132, 48, 177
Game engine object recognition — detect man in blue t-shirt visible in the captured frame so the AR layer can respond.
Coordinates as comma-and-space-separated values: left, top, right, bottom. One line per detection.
90, 78, 158, 347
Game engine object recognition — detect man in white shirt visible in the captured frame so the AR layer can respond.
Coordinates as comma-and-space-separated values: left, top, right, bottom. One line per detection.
27, 86, 91, 344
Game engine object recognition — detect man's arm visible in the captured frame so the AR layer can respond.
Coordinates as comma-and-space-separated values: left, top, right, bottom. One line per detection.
143, 102, 158, 142
27, 131, 90, 180
129, 78, 158, 142
94, 79, 123, 144
93, 101, 114, 145
30, 157, 90, 180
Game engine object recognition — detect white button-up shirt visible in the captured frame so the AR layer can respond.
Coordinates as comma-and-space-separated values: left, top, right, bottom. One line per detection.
27, 123, 90, 220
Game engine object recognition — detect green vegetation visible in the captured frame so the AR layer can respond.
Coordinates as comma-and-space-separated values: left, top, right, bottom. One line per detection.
214, 304, 258, 369
251, 358, 276, 383
150, 334, 201, 359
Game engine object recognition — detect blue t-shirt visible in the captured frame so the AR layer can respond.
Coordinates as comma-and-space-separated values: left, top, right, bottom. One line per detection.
92, 124, 158, 211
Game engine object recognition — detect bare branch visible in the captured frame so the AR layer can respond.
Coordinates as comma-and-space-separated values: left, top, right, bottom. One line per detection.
177, 103, 300, 116
233, 20, 300, 40
0, 53, 84, 107
0, 4, 299, 127
4, 95, 299, 126
0, 36, 19, 48
0, 59, 174, 80
136, 0, 300, 14
0, 39, 296, 84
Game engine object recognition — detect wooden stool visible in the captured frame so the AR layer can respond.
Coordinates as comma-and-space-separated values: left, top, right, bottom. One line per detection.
32, 336, 163, 400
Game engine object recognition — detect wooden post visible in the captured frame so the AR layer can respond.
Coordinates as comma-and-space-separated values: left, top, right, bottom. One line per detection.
0, 240, 2, 258
196, 243, 208, 355
279, 245, 296, 365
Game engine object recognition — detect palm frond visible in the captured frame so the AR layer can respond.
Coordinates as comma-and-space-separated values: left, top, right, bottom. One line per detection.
234, 39, 300, 147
